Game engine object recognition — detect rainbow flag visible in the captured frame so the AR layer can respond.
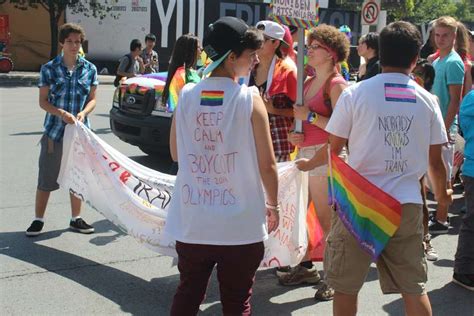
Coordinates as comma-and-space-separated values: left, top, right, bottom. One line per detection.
328, 151, 402, 261
200, 90, 224, 106
167, 67, 186, 112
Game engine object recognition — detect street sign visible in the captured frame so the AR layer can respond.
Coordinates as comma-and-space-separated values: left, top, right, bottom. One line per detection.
361, 0, 380, 26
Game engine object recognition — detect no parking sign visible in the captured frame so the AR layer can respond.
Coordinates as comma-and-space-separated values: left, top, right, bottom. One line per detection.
361, 0, 380, 26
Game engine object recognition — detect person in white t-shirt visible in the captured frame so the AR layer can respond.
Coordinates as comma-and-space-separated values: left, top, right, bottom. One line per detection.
296, 21, 452, 316
165, 17, 279, 315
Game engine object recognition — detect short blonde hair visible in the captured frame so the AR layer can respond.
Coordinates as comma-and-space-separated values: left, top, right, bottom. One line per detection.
433, 16, 458, 33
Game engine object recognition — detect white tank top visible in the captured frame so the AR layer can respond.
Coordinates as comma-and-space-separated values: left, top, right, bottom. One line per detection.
164, 77, 268, 245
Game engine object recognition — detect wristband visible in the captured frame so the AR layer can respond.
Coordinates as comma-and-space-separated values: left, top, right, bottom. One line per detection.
307, 111, 318, 125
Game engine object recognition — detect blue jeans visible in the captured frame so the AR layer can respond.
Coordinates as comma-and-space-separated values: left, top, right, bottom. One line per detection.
454, 175, 474, 275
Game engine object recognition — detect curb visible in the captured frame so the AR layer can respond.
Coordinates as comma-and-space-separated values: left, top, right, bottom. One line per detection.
0, 74, 115, 87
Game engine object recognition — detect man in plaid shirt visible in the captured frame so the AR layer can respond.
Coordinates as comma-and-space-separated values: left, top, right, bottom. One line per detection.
26, 23, 98, 237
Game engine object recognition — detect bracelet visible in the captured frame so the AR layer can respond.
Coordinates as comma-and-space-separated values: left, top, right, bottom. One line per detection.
265, 202, 280, 212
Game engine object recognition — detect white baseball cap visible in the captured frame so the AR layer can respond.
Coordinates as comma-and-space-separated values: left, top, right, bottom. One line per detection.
256, 20, 289, 47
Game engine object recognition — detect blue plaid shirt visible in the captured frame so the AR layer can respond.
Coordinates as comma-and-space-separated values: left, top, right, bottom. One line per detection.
39, 55, 98, 141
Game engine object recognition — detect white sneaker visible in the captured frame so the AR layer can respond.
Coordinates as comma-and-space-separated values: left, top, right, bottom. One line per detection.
424, 234, 439, 261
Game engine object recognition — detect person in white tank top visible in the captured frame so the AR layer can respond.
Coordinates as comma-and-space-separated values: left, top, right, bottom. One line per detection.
165, 16, 279, 315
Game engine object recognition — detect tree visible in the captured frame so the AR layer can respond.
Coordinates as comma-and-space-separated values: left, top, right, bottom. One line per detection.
5, 0, 115, 59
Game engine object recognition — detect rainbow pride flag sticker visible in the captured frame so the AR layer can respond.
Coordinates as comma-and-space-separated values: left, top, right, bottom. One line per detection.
200, 90, 224, 106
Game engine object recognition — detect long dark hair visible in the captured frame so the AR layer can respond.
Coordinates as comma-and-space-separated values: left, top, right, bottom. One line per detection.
161, 34, 199, 106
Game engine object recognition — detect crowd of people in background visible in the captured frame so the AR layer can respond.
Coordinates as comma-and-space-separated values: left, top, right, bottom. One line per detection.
28, 13, 474, 316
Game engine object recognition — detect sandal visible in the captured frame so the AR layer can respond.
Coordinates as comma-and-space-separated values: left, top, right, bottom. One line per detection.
314, 282, 334, 301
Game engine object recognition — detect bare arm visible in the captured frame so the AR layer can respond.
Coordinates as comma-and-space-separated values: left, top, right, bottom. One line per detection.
263, 98, 294, 117
137, 56, 145, 74
77, 86, 97, 122
39, 86, 75, 124
428, 144, 452, 206
463, 63, 472, 97
252, 93, 279, 232
295, 134, 347, 171
444, 84, 463, 133
252, 94, 278, 205
169, 114, 178, 162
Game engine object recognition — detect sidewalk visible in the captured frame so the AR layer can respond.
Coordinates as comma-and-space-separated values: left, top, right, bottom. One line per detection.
0, 71, 115, 87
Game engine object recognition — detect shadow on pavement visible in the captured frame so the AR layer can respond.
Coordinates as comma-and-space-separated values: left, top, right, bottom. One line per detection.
87, 219, 127, 246
0, 227, 338, 314
433, 259, 454, 268
92, 127, 112, 135
382, 282, 474, 315
0, 229, 177, 315
199, 268, 323, 315
10, 131, 44, 136
94, 113, 110, 118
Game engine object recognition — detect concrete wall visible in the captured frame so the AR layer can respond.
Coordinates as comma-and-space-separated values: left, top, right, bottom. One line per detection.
0, 3, 64, 71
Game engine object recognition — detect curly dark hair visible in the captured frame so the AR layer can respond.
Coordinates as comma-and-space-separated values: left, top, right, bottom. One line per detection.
307, 24, 350, 63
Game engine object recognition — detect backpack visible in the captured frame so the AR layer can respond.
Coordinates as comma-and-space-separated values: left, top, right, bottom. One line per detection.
114, 54, 133, 87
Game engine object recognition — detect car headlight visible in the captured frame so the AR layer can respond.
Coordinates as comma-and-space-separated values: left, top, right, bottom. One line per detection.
112, 88, 120, 108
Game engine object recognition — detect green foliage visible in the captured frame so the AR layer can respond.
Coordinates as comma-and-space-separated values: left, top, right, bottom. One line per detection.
454, 0, 473, 23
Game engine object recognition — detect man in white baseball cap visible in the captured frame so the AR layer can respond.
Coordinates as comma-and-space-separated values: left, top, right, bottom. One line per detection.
249, 20, 297, 161
256, 20, 289, 48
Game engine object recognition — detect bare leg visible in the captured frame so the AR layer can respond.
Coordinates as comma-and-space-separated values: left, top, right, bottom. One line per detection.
35, 189, 51, 218
70, 193, 82, 218
298, 175, 331, 263
402, 293, 432, 316
333, 291, 357, 316
420, 177, 429, 235
309, 175, 331, 237
435, 180, 451, 222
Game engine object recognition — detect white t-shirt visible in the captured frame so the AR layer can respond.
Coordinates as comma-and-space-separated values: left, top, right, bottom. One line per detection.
326, 73, 448, 204
164, 77, 268, 245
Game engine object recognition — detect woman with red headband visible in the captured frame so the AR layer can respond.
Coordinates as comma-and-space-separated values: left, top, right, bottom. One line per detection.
283, 24, 349, 301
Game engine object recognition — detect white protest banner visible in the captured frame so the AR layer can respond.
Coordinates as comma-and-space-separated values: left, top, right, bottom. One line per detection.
58, 123, 310, 267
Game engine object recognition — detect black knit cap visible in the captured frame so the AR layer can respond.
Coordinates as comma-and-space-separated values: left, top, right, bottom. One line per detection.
203, 16, 249, 61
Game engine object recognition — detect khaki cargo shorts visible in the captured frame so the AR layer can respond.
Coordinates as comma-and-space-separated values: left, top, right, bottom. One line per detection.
324, 203, 427, 295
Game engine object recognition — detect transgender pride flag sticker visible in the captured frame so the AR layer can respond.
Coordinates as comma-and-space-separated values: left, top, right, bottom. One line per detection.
384, 83, 416, 103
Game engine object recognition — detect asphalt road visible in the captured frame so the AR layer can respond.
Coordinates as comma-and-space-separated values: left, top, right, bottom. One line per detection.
1, 85, 473, 315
